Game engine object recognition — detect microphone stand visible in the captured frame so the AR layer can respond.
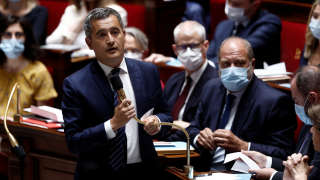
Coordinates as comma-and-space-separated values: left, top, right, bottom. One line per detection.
113, 77, 194, 179
3, 82, 26, 160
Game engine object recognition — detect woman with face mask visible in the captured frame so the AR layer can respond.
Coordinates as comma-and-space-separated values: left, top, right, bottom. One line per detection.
0, 15, 57, 118
0, 0, 48, 45
300, 0, 320, 67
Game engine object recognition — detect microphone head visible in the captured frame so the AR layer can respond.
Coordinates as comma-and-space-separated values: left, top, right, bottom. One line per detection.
11, 145, 26, 160
110, 75, 123, 91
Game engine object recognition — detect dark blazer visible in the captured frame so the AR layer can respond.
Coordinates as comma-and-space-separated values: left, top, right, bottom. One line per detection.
271, 125, 316, 180
207, 10, 281, 69
61, 58, 172, 179
188, 75, 296, 171
163, 63, 219, 141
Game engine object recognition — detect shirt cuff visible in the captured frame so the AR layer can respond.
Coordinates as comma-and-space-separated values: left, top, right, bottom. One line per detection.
193, 134, 200, 148
269, 171, 278, 180
104, 120, 116, 139
266, 156, 273, 168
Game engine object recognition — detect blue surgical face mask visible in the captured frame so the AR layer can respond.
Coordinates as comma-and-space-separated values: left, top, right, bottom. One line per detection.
0, 39, 25, 59
309, 17, 320, 40
295, 104, 313, 125
224, 1, 248, 23
220, 66, 250, 92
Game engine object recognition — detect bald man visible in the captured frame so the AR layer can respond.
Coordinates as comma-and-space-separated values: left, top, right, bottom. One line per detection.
188, 37, 296, 171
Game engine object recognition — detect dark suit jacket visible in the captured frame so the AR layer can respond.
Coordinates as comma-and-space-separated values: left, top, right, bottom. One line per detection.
207, 10, 281, 68
61, 58, 172, 179
272, 125, 316, 180
188, 75, 296, 171
163, 63, 219, 141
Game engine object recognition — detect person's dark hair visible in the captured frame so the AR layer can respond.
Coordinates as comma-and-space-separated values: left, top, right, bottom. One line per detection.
0, 15, 40, 65
296, 65, 320, 98
84, 7, 124, 38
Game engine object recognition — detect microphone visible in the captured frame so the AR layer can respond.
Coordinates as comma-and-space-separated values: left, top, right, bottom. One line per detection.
3, 83, 26, 160
110, 75, 193, 179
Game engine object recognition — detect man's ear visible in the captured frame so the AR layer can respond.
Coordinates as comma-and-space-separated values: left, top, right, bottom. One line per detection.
251, 58, 256, 69
85, 37, 92, 50
309, 91, 320, 104
172, 44, 178, 56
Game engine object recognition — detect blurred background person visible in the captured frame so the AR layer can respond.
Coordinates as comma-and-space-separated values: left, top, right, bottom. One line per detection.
300, 0, 320, 67
124, 27, 149, 61
0, 15, 57, 118
207, 0, 281, 69
46, 0, 127, 57
0, 0, 48, 45
182, 0, 211, 37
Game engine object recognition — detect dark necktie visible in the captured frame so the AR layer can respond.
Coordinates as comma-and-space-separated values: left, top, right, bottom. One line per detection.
232, 24, 244, 36
172, 76, 192, 120
108, 67, 127, 171
218, 94, 236, 129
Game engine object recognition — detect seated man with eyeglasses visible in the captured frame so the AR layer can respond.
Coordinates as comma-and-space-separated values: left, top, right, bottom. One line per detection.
162, 21, 219, 141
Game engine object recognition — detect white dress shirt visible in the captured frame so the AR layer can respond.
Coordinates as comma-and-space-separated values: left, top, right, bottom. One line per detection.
98, 59, 142, 164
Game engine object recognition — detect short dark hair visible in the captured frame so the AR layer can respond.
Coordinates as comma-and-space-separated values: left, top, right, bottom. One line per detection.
84, 7, 124, 38
0, 15, 39, 65
296, 65, 320, 98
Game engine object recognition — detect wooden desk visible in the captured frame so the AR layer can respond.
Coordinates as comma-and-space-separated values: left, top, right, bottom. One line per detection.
0, 120, 197, 179
0, 120, 76, 180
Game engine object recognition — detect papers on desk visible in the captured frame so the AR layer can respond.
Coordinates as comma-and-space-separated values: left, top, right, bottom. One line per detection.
254, 62, 292, 82
22, 106, 64, 129
224, 152, 260, 173
195, 173, 252, 180
154, 141, 194, 154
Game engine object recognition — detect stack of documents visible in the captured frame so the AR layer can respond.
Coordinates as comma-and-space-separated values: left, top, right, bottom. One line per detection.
22, 105, 64, 129
154, 141, 195, 154
254, 62, 292, 82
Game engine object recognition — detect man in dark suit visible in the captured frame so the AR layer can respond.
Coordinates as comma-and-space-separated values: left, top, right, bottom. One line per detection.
207, 0, 281, 68
244, 65, 320, 180
163, 20, 218, 141
188, 37, 296, 171
61, 8, 172, 179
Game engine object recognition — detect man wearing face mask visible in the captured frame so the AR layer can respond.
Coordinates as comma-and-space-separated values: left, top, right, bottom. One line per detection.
162, 21, 219, 141
124, 27, 149, 61
188, 37, 296, 171
207, 0, 281, 69
243, 65, 320, 180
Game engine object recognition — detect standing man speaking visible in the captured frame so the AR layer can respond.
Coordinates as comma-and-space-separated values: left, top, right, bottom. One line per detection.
61, 8, 172, 179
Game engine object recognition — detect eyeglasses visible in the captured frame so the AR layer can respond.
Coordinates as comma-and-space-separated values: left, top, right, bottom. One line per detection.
176, 42, 203, 53
2, 32, 25, 39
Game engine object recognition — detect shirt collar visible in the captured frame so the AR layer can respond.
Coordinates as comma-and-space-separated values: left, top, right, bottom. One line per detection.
235, 19, 249, 28
97, 57, 128, 77
186, 60, 208, 83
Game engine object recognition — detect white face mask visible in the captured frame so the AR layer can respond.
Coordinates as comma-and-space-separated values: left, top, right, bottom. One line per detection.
309, 17, 320, 40
224, 1, 248, 23
177, 47, 203, 71
124, 50, 143, 60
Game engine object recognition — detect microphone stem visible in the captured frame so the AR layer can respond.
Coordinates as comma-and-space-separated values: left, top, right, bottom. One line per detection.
117, 90, 191, 167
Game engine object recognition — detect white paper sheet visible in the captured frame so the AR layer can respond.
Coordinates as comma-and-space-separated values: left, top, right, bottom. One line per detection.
224, 152, 260, 173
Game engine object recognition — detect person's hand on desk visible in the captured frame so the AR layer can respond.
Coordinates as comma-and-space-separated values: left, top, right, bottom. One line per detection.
172, 120, 190, 130
212, 129, 248, 152
142, 115, 160, 135
144, 53, 172, 64
242, 150, 268, 168
197, 128, 216, 151
111, 99, 136, 131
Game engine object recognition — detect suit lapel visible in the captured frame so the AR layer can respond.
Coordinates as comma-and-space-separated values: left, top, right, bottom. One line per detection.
231, 76, 257, 134
90, 61, 115, 105
126, 59, 144, 118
